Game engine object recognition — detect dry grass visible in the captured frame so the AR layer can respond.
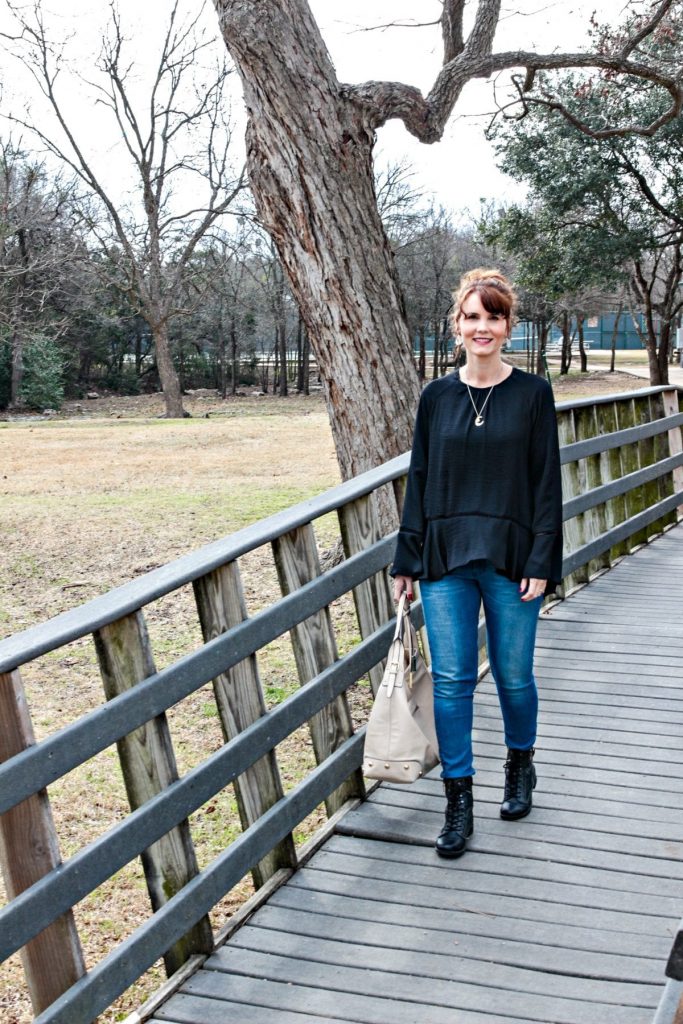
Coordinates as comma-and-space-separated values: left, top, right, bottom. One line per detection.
0, 371, 653, 1022
0, 392, 347, 1024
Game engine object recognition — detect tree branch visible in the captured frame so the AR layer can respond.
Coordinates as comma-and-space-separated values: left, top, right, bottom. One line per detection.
344, 0, 683, 143
616, 148, 683, 227
441, 0, 465, 62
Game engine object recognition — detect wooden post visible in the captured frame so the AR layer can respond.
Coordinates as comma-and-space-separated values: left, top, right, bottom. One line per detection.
661, 389, 683, 515
637, 395, 667, 540
0, 669, 85, 1014
272, 524, 364, 815
93, 613, 213, 976
338, 494, 394, 695
557, 408, 589, 589
616, 397, 649, 551
574, 404, 610, 576
598, 401, 629, 562
193, 562, 297, 888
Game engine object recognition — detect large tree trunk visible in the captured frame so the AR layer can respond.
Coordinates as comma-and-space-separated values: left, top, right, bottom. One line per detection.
152, 322, 185, 417
658, 320, 672, 385
609, 305, 623, 373
560, 311, 571, 375
577, 317, 588, 373
9, 328, 24, 408
216, 0, 420, 479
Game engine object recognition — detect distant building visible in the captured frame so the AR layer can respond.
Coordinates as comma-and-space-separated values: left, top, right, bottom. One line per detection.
414, 312, 650, 356
508, 312, 646, 352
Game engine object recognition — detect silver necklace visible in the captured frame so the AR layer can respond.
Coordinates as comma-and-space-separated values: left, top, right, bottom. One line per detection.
464, 381, 494, 427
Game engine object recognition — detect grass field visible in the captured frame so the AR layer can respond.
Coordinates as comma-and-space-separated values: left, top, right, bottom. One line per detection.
0, 366, 661, 1022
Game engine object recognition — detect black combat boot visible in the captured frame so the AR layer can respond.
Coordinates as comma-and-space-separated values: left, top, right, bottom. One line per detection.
435, 776, 473, 859
500, 747, 536, 820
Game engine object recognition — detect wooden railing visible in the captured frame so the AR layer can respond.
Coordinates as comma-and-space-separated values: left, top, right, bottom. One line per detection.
1, 385, 682, 1024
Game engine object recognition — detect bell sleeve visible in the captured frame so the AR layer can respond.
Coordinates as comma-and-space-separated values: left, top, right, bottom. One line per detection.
521, 382, 563, 583
390, 391, 430, 578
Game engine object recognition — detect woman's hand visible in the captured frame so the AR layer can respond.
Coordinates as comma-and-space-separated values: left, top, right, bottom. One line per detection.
393, 575, 414, 603
520, 578, 546, 601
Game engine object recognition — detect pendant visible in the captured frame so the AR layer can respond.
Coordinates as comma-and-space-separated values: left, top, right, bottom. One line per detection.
474, 415, 484, 427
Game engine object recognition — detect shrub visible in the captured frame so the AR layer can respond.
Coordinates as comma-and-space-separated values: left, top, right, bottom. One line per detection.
19, 335, 65, 411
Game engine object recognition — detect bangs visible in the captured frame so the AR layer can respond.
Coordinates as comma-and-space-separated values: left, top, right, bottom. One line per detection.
468, 282, 512, 318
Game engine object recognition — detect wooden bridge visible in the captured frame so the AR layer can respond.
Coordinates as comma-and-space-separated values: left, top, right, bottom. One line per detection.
1, 385, 683, 1024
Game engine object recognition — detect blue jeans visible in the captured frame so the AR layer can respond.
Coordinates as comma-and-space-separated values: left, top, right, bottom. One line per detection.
420, 560, 541, 779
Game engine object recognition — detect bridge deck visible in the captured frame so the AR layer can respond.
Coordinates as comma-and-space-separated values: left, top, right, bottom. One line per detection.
150, 527, 683, 1024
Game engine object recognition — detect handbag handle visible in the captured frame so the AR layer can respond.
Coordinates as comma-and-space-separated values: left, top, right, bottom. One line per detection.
394, 593, 419, 685
394, 592, 410, 642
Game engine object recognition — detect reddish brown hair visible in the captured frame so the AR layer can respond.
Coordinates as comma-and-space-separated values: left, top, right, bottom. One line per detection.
452, 268, 517, 334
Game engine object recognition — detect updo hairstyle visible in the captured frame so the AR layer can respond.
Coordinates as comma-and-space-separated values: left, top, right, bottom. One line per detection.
452, 268, 517, 338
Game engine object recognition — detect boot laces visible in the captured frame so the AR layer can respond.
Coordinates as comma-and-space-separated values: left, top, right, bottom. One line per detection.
504, 752, 532, 800
444, 787, 470, 831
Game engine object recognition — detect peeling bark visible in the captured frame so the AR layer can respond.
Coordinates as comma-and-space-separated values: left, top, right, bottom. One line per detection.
216, 0, 420, 477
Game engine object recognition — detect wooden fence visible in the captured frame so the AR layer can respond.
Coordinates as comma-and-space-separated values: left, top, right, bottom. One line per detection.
1, 384, 683, 1024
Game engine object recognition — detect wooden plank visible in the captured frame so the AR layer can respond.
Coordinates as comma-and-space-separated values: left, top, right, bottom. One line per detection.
471, 769, 683, 816
160, 976, 533, 1024
321, 832, 683, 900
539, 625, 683, 645
287, 859, 675, 938
94, 612, 213, 975
336, 799, 683, 867
472, 719, 683, 755
228, 909, 663, 995
467, 753, 683, 796
290, 847, 679, 921
529, 673, 683, 697
152, 992, 342, 1023
470, 735, 683, 772
383, 776, 683, 830
228, 921, 661, 999
467, 771, 683, 814
191, 945, 653, 1024
368, 786, 683, 844
272, 524, 363, 815
477, 693, 683, 730
534, 635, 683, 659
337, 494, 394, 695
0, 669, 85, 1014
193, 561, 297, 888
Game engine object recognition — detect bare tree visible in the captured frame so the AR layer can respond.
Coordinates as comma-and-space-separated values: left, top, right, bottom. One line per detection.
4, 1, 244, 417
213, 0, 682, 479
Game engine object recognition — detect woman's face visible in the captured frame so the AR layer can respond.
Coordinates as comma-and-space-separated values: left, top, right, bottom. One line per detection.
457, 291, 509, 360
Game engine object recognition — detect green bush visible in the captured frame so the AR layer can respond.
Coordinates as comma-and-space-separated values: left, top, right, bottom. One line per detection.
19, 336, 65, 411
103, 363, 141, 395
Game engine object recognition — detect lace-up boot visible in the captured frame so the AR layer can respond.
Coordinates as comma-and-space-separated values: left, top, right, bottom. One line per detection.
500, 747, 536, 820
435, 776, 473, 859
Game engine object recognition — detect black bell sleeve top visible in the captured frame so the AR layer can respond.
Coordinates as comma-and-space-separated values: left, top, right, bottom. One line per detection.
391, 368, 563, 593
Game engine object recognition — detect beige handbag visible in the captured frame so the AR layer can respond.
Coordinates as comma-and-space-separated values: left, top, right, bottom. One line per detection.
363, 594, 440, 783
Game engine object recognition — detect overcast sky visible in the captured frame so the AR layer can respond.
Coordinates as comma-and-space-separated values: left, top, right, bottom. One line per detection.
0, 0, 612, 215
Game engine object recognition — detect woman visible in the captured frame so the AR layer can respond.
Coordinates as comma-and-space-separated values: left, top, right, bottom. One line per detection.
392, 268, 562, 859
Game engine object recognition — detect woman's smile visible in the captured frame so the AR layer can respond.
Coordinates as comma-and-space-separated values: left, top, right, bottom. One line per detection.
458, 291, 509, 366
